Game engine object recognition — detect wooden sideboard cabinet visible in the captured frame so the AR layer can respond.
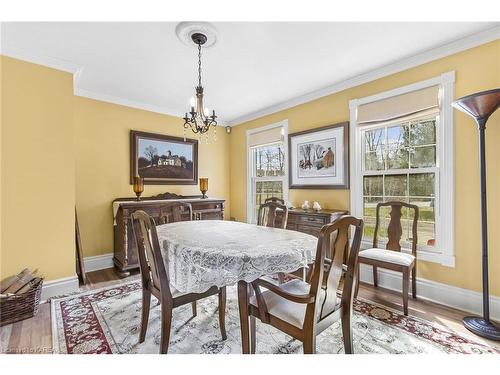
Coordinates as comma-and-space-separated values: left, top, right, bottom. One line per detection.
113, 193, 225, 275
285, 208, 349, 237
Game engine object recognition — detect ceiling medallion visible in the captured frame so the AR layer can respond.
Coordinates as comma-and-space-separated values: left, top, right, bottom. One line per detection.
177, 22, 219, 143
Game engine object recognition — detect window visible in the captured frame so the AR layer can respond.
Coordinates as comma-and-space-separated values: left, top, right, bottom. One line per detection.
350, 72, 455, 267
247, 121, 288, 223
362, 115, 438, 251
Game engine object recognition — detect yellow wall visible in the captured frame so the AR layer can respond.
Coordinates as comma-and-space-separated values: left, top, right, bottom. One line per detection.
0, 56, 76, 281
0, 56, 230, 280
74, 97, 230, 257
229, 40, 500, 296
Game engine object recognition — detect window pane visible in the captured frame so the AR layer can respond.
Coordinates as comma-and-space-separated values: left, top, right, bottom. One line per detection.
365, 150, 385, 171
410, 198, 436, 247
363, 197, 381, 240
387, 124, 409, 148
410, 146, 436, 168
386, 124, 409, 170
410, 119, 436, 146
384, 174, 407, 196
386, 146, 409, 169
363, 176, 383, 196
364, 128, 384, 152
254, 180, 283, 221
409, 173, 435, 197
254, 143, 285, 177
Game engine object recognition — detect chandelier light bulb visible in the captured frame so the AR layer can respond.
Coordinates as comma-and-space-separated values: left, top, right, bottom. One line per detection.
190, 97, 196, 107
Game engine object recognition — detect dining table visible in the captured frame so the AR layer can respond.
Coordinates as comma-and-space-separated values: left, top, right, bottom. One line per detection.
155, 219, 318, 353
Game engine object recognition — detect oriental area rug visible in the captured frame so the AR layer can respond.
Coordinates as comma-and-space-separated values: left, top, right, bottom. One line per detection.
51, 281, 499, 354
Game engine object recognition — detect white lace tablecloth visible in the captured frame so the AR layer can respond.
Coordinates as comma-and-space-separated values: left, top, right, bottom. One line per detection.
156, 220, 317, 294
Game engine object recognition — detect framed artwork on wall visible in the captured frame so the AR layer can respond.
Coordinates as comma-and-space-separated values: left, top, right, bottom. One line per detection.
288, 122, 349, 189
130, 130, 198, 185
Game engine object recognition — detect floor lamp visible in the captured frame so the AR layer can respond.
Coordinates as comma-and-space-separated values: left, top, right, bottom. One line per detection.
452, 88, 500, 341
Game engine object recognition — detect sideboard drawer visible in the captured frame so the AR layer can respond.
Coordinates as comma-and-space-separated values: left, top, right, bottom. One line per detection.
286, 208, 349, 238
298, 215, 327, 225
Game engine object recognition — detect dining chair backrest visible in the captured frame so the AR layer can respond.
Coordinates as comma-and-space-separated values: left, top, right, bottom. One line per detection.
257, 201, 288, 229
373, 201, 419, 257
264, 197, 285, 205
159, 202, 193, 224
307, 215, 363, 321
131, 210, 173, 300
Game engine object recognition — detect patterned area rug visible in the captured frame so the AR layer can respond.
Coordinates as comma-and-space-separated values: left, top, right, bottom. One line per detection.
51, 281, 499, 354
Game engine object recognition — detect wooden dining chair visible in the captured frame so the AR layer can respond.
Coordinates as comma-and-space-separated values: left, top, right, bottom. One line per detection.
257, 200, 288, 229
247, 215, 364, 354
131, 210, 227, 353
264, 197, 285, 205
257, 200, 290, 283
159, 201, 193, 224
355, 201, 419, 315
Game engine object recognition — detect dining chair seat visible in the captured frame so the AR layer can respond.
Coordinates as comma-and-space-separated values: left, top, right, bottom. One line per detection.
249, 279, 331, 328
359, 248, 415, 267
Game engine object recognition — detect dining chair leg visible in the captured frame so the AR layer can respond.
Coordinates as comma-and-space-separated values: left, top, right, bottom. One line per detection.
412, 264, 417, 299
191, 301, 197, 318
354, 262, 360, 298
250, 316, 256, 354
303, 333, 316, 354
372, 266, 378, 287
402, 268, 409, 316
160, 304, 173, 354
218, 287, 227, 340
237, 280, 250, 354
139, 289, 151, 343
341, 309, 353, 354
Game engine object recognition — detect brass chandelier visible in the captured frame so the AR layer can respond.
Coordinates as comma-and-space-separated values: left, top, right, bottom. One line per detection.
183, 32, 218, 141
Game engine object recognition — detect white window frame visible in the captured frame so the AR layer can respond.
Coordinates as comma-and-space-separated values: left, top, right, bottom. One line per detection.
246, 120, 289, 224
349, 72, 455, 267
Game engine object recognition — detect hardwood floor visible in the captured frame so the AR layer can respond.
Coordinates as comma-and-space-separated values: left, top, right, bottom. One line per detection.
1, 268, 498, 353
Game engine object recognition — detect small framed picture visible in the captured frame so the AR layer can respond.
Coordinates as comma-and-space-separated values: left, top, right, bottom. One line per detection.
130, 130, 198, 185
288, 122, 349, 189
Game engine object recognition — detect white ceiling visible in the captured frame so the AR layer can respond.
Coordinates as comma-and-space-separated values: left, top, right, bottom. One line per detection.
1, 22, 498, 124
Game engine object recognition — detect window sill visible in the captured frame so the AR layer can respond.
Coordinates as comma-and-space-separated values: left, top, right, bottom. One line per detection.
360, 240, 455, 267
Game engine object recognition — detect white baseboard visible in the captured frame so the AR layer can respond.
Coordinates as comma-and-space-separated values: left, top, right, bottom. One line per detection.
41, 275, 79, 300
359, 264, 500, 321
83, 253, 114, 272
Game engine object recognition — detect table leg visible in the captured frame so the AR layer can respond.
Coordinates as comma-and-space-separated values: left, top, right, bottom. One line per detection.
237, 280, 250, 354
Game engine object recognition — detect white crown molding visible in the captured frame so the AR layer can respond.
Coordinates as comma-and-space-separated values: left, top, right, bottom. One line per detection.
2, 25, 498, 126
1, 42, 81, 73
227, 25, 500, 126
74, 87, 184, 117
83, 253, 114, 273
1, 42, 228, 125
41, 275, 79, 301
359, 264, 500, 322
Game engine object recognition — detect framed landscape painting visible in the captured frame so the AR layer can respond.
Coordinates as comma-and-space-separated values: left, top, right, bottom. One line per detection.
130, 130, 198, 185
288, 122, 349, 189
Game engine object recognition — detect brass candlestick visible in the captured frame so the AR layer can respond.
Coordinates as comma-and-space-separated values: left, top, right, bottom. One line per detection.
199, 177, 208, 199
133, 176, 144, 201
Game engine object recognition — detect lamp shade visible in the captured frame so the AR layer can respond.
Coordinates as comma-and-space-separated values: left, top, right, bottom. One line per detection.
452, 88, 500, 122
